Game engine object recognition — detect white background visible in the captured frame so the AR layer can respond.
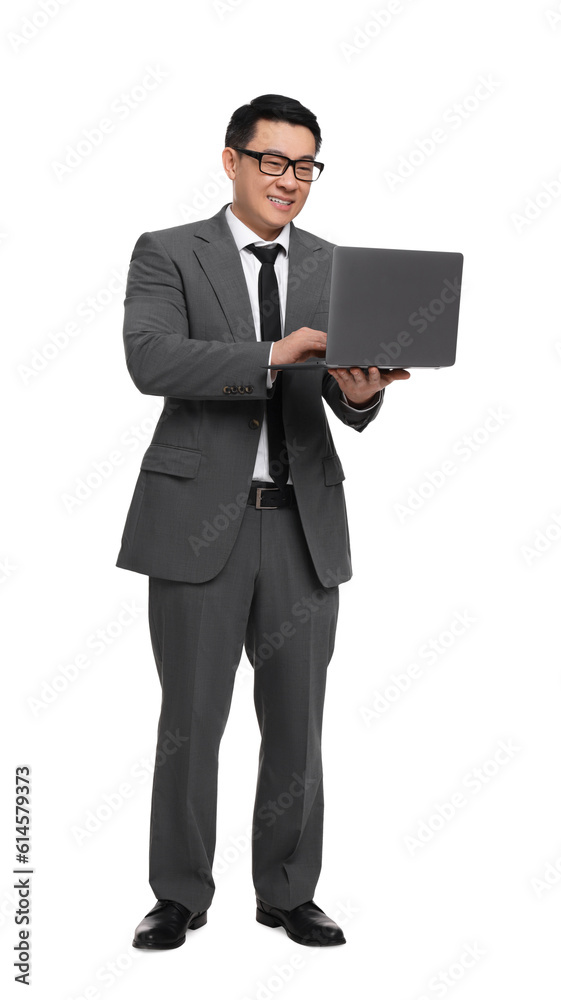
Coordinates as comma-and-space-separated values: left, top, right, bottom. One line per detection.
3, 0, 561, 997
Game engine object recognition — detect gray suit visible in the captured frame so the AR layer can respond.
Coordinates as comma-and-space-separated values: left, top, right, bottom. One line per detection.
116, 203, 384, 586
115, 203, 385, 911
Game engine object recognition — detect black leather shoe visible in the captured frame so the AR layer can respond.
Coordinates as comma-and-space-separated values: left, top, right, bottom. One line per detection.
132, 899, 208, 949
256, 897, 345, 946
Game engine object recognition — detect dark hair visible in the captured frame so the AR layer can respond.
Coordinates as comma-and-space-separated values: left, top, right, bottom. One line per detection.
225, 94, 322, 155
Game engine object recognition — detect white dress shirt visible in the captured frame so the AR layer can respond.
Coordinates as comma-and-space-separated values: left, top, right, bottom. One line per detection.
224, 203, 379, 484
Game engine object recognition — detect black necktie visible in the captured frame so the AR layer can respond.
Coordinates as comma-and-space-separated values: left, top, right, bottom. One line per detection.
247, 243, 289, 491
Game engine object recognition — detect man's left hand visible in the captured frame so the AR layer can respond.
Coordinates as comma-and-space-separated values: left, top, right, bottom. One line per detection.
327, 366, 411, 408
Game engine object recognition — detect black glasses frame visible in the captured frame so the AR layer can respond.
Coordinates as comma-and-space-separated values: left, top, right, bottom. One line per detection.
231, 147, 324, 182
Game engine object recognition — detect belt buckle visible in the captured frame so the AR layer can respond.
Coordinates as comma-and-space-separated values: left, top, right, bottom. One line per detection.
255, 487, 278, 509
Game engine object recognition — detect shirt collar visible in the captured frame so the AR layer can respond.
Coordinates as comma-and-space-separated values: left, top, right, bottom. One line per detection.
225, 203, 290, 257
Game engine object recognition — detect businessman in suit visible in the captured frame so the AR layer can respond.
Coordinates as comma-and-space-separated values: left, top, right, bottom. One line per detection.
116, 94, 409, 949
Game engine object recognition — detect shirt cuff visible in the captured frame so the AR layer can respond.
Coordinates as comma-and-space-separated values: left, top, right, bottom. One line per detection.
340, 389, 381, 411
267, 343, 274, 389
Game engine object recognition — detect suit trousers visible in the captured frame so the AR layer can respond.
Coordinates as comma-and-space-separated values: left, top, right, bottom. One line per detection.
146, 486, 339, 913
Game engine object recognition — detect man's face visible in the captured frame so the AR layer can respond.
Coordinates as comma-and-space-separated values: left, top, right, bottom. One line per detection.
223, 118, 318, 240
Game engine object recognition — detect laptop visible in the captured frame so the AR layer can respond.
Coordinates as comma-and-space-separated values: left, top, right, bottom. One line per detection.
263, 245, 464, 372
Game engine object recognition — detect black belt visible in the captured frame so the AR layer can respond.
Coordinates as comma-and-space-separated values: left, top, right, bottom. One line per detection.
247, 481, 297, 509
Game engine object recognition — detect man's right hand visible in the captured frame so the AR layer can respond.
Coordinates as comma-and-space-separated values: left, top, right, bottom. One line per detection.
270, 328, 327, 375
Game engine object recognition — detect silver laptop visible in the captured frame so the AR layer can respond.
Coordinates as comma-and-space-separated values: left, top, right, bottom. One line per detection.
263, 245, 464, 372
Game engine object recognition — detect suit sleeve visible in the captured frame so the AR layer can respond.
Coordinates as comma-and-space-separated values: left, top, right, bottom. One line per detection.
321, 370, 385, 432
340, 390, 380, 412
122, 231, 275, 400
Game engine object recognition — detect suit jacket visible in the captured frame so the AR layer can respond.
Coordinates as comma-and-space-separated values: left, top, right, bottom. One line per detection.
115, 202, 385, 587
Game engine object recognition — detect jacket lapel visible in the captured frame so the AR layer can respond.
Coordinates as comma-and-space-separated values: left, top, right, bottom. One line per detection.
192, 203, 330, 344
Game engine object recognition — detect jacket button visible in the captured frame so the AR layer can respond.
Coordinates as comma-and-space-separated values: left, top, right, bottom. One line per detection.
223, 386, 231, 394
230, 385, 238, 393
245, 385, 253, 393
237, 385, 245, 393
249, 418, 260, 429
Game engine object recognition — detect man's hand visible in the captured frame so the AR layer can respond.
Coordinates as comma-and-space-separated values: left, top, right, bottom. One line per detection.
327, 366, 410, 407
270, 327, 327, 374
269, 330, 411, 404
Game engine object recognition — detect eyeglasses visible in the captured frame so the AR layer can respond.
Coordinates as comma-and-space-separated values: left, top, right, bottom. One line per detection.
231, 147, 324, 182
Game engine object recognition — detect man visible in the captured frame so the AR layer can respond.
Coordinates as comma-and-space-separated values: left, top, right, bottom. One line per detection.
116, 94, 409, 950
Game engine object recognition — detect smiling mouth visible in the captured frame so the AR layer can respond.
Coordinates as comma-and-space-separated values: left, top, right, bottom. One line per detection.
267, 196, 293, 206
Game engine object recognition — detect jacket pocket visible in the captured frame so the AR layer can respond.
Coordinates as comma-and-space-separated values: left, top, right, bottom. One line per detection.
323, 454, 346, 486
140, 443, 202, 478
